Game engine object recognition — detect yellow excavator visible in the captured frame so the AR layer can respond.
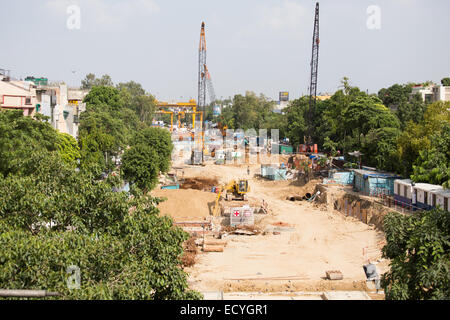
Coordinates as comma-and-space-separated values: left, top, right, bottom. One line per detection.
212, 180, 250, 216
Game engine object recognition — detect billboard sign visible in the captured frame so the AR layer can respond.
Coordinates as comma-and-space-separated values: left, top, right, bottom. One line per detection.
279, 91, 289, 102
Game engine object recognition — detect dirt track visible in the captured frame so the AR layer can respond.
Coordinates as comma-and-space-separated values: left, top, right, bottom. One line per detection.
170, 162, 388, 294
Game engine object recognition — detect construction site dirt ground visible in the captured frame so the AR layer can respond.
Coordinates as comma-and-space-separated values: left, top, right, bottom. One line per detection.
164, 162, 389, 297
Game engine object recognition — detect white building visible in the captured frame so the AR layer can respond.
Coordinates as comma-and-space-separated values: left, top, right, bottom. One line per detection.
411, 84, 450, 103
394, 179, 450, 212
432, 85, 450, 102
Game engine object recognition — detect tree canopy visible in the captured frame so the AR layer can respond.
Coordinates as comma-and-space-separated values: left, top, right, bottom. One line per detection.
381, 209, 450, 300
0, 108, 200, 300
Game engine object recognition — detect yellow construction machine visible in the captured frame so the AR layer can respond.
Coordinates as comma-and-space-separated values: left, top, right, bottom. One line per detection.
212, 180, 250, 216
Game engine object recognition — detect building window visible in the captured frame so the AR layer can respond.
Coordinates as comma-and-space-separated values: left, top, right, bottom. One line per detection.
424, 191, 428, 205
25, 97, 31, 105
403, 185, 407, 198
36, 104, 41, 112
63, 111, 69, 120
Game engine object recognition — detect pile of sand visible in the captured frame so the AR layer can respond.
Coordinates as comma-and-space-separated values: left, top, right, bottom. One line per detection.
151, 189, 218, 221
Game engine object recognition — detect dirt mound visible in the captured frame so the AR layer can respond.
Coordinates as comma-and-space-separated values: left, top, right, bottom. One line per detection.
151, 189, 217, 221
181, 177, 218, 191
271, 222, 292, 227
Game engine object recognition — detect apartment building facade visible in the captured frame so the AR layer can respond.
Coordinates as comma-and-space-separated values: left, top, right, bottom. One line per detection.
411, 84, 450, 103
1, 72, 88, 139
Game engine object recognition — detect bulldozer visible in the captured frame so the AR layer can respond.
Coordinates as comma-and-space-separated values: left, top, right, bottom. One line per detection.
212, 179, 250, 216
223, 179, 250, 201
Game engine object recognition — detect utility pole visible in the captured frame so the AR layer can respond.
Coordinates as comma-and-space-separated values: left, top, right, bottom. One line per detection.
307, 2, 320, 146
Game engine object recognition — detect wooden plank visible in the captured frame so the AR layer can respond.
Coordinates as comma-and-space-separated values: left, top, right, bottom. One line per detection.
362, 209, 368, 224
356, 202, 361, 220
203, 245, 224, 252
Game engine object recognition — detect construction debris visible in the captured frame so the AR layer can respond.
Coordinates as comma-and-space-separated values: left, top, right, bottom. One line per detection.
180, 177, 218, 191
325, 270, 344, 280
232, 229, 256, 236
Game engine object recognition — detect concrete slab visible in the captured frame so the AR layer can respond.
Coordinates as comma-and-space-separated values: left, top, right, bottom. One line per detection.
222, 292, 323, 300
322, 291, 371, 300
202, 291, 224, 300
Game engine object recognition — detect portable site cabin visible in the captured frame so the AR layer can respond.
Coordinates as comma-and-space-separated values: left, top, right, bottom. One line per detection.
394, 179, 450, 212
352, 169, 402, 196
279, 144, 294, 155
324, 170, 355, 186
435, 188, 450, 212
260, 164, 287, 180
393, 179, 414, 206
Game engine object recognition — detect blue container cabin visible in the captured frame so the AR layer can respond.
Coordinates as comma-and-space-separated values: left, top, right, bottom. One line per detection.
352, 169, 402, 196
161, 183, 180, 190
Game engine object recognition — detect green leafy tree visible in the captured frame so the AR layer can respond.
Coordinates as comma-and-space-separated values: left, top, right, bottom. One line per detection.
398, 101, 450, 179
222, 92, 274, 130
78, 109, 127, 172
396, 93, 426, 128
0, 110, 58, 177
83, 86, 124, 111
78, 85, 138, 173
56, 132, 81, 166
441, 77, 450, 86
381, 209, 450, 300
378, 83, 412, 111
362, 127, 401, 172
323, 137, 338, 156
121, 144, 160, 192
344, 95, 400, 139
412, 123, 450, 188
81, 74, 114, 90
284, 97, 308, 146
0, 149, 201, 300
132, 127, 173, 173
117, 81, 156, 124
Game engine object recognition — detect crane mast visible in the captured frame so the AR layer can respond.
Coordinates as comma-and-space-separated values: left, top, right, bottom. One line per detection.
307, 2, 320, 145
198, 22, 207, 122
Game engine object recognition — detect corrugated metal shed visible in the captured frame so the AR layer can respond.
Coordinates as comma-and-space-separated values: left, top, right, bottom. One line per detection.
261, 165, 287, 180
352, 169, 402, 196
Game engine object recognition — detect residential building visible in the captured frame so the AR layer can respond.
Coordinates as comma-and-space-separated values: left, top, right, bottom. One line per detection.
0, 70, 88, 139
0, 73, 37, 116
432, 85, 450, 102
411, 84, 450, 103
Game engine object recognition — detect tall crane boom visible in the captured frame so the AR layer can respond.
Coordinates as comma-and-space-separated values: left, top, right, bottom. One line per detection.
307, 2, 320, 144
198, 22, 207, 118
204, 64, 216, 105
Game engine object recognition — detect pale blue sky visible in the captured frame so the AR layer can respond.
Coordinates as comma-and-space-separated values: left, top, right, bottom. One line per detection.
1, 0, 449, 101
